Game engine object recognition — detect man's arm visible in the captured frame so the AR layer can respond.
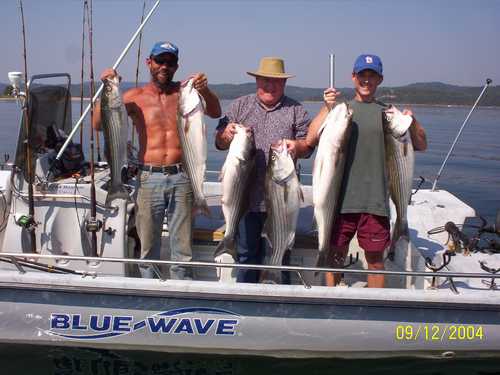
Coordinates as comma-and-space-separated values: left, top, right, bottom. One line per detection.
305, 88, 339, 148
215, 122, 236, 150
284, 101, 314, 159
192, 73, 221, 118
404, 109, 427, 151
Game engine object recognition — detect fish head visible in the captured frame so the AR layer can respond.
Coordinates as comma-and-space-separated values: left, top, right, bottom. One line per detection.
231, 124, 256, 160
268, 141, 295, 184
102, 75, 122, 108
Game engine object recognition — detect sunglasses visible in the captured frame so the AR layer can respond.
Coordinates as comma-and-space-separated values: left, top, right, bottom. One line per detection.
152, 55, 178, 67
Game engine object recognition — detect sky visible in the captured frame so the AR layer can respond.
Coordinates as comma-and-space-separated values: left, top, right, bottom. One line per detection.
1, 0, 499, 88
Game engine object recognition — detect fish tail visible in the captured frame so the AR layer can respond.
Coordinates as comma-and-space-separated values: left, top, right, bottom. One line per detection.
259, 270, 281, 284
105, 185, 129, 207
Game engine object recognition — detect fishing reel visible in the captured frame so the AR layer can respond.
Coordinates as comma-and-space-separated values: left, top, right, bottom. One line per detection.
14, 214, 37, 231
85, 217, 103, 234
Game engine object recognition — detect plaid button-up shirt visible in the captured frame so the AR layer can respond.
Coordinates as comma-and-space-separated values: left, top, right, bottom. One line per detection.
216, 94, 310, 212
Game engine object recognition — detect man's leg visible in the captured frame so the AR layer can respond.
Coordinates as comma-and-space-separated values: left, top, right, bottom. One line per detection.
365, 252, 385, 288
325, 246, 349, 286
236, 212, 266, 283
135, 171, 166, 279
167, 172, 193, 280
357, 213, 391, 288
325, 214, 357, 286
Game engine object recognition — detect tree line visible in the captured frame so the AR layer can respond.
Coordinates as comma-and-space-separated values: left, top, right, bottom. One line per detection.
1, 81, 499, 106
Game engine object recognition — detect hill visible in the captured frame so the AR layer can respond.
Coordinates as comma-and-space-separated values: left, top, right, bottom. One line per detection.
1, 81, 498, 106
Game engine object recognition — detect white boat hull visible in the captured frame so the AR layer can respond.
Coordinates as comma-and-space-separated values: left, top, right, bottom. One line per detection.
1, 270, 499, 359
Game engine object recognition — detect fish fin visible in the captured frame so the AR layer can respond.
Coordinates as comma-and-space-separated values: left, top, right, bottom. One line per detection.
105, 185, 129, 207
219, 164, 225, 182
214, 238, 237, 260
261, 219, 272, 248
286, 231, 296, 252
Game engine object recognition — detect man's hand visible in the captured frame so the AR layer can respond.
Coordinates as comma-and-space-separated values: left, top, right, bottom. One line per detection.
283, 139, 297, 159
402, 107, 414, 121
403, 107, 428, 151
100, 68, 118, 82
191, 72, 209, 94
323, 87, 340, 111
216, 123, 247, 149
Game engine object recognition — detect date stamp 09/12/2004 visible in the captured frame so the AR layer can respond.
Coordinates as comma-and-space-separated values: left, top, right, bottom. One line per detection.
395, 325, 485, 342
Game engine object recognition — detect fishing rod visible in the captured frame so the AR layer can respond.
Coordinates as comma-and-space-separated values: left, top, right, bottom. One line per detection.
431, 78, 492, 191
86, 0, 100, 258
131, 0, 147, 148
18, 0, 37, 253
55, 0, 161, 161
79, 0, 88, 146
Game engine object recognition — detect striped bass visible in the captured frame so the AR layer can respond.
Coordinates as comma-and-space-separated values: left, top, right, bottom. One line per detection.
312, 103, 353, 267
100, 75, 129, 206
261, 141, 302, 284
177, 79, 209, 216
214, 124, 255, 261
385, 132, 414, 260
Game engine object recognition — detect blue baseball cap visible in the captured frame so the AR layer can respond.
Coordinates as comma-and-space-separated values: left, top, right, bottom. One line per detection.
150, 41, 179, 58
353, 54, 383, 75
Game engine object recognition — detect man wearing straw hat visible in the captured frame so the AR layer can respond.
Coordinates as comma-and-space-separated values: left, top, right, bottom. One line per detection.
215, 57, 313, 283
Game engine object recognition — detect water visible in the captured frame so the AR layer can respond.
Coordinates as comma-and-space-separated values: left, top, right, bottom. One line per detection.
1, 100, 498, 222
1, 100, 499, 374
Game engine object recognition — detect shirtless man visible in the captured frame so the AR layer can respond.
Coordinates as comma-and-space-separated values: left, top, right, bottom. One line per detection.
93, 41, 221, 279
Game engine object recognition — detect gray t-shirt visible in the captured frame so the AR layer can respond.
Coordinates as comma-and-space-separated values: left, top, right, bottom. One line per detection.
339, 99, 389, 217
217, 94, 310, 212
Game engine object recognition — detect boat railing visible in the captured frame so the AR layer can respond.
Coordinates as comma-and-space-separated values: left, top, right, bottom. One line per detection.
1, 252, 499, 291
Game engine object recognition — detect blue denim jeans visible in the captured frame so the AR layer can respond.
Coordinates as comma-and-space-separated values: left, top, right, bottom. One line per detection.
236, 212, 292, 284
135, 169, 193, 280
236, 212, 267, 283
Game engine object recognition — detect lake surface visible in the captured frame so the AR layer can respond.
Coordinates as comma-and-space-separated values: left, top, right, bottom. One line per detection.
0, 99, 499, 374
1, 99, 498, 222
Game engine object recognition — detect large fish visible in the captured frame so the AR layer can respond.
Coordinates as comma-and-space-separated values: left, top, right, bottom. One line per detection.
312, 103, 353, 267
100, 75, 129, 206
385, 131, 414, 260
214, 124, 255, 261
177, 79, 209, 216
260, 141, 302, 284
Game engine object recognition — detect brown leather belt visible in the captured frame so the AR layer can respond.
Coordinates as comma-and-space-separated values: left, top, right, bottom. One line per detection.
137, 163, 182, 174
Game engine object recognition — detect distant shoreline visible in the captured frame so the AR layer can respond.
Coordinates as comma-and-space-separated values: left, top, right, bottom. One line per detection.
1, 97, 498, 108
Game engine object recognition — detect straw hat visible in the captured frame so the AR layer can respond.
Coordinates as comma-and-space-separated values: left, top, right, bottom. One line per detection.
247, 57, 295, 79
